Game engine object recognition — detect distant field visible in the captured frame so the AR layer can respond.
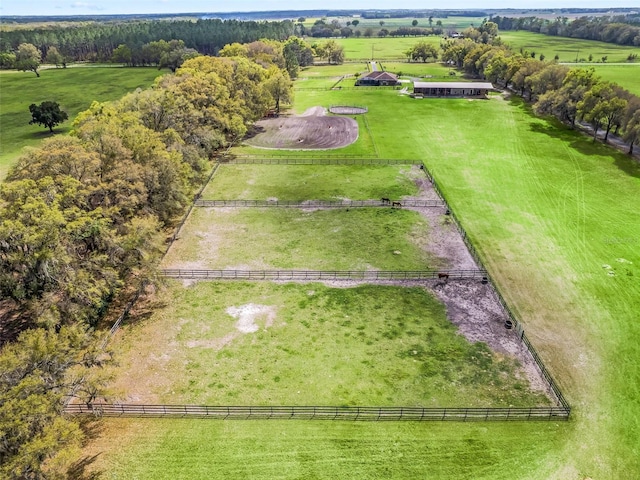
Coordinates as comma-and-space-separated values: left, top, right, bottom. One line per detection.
200, 164, 419, 200
306, 15, 483, 30
0, 66, 161, 177
581, 64, 640, 96
335, 36, 442, 60
500, 30, 640, 64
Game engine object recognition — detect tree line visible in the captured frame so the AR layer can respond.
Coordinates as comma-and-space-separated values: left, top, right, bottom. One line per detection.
492, 14, 640, 48
0, 44, 293, 479
441, 34, 640, 152
0, 18, 295, 64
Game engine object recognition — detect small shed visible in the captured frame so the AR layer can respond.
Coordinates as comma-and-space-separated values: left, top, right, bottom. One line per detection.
356, 71, 400, 87
413, 81, 494, 98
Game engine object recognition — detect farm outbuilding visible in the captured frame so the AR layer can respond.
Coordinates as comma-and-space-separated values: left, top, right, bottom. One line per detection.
356, 71, 400, 86
412, 82, 494, 98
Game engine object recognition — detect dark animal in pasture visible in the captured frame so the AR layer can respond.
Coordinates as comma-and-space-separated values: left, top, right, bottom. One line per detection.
381, 197, 391, 204
437, 273, 450, 281
391, 201, 402, 208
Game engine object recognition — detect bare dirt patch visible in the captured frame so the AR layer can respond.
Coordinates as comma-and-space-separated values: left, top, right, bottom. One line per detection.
245, 107, 358, 150
227, 304, 276, 333
399, 165, 479, 270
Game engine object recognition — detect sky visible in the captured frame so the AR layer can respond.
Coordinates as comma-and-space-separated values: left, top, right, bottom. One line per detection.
0, 0, 637, 17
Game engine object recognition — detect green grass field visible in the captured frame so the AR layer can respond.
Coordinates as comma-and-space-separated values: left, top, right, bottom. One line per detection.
200, 164, 419, 200
579, 64, 640, 96
0, 66, 161, 178
500, 30, 640, 64
335, 35, 442, 60
85, 80, 640, 478
108, 281, 546, 407
163, 207, 438, 270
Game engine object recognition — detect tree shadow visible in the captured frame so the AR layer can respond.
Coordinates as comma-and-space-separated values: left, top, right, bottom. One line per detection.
68, 418, 107, 480
0, 301, 35, 345
508, 94, 640, 180
243, 124, 266, 140
67, 454, 102, 480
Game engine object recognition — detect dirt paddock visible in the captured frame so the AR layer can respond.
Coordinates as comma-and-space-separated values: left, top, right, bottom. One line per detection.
244, 106, 359, 150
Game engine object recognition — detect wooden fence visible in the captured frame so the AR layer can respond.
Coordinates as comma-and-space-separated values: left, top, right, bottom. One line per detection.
417, 161, 571, 413
65, 403, 569, 421
223, 157, 419, 165
194, 199, 445, 208
159, 269, 488, 280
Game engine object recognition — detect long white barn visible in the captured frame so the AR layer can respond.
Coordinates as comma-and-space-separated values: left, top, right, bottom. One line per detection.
413, 81, 494, 98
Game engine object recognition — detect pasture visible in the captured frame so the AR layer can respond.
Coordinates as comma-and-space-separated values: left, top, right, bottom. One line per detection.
199, 164, 420, 200
335, 35, 442, 60
0, 66, 161, 178
162, 207, 438, 271
581, 64, 640, 96
500, 30, 640, 64
84, 77, 640, 478
107, 281, 548, 407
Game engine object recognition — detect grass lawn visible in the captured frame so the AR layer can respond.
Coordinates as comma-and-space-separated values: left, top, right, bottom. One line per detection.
500, 30, 640, 64
89, 87, 640, 479
0, 66, 161, 178
335, 35, 442, 60
580, 64, 640, 96
163, 207, 439, 270
108, 281, 547, 407
200, 164, 419, 200
81, 418, 567, 480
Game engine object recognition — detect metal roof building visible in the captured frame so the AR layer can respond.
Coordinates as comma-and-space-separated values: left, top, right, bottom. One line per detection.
413, 81, 494, 98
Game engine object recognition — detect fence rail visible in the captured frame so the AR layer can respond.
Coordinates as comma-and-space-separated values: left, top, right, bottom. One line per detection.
160, 269, 487, 280
417, 160, 571, 413
223, 157, 419, 165
65, 403, 569, 421
194, 199, 445, 208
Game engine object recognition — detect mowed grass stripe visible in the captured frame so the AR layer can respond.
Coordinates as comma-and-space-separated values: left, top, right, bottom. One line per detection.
163, 207, 441, 270
108, 281, 548, 407
82, 418, 566, 480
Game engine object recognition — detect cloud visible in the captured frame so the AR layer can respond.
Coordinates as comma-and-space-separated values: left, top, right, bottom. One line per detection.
70, 2, 104, 9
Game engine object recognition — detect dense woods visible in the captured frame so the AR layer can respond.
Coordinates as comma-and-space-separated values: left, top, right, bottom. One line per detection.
493, 14, 640, 47
0, 44, 293, 478
0, 18, 295, 63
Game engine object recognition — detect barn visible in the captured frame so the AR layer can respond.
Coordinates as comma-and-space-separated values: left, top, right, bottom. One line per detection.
412, 81, 494, 98
356, 71, 400, 87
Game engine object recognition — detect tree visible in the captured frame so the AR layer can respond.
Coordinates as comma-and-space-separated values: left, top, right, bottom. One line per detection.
0, 52, 16, 69
379, 20, 385, 28
0, 326, 111, 479
535, 67, 599, 128
352, 19, 359, 27
412, 19, 419, 27
265, 69, 293, 113
110, 44, 132, 65
29, 101, 68, 132
578, 81, 628, 143
318, 40, 344, 65
159, 46, 199, 72
622, 102, 640, 154
45, 46, 64, 67
404, 41, 439, 63
15, 43, 41, 77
